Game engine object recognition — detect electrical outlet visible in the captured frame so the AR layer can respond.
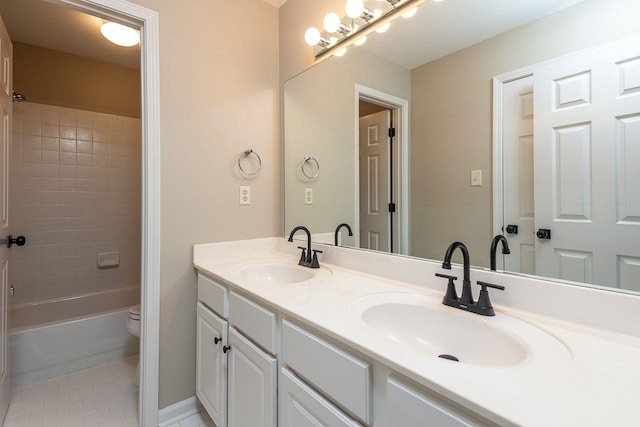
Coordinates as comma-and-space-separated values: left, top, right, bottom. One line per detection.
240, 186, 251, 205
471, 170, 482, 187
304, 188, 313, 205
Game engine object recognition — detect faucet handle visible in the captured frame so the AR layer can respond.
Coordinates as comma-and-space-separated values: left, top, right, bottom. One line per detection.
297, 246, 307, 265
475, 281, 505, 316
435, 273, 458, 301
311, 249, 323, 269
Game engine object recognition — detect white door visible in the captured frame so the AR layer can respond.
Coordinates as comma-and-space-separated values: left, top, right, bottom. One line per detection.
196, 302, 228, 427
227, 327, 276, 427
533, 36, 640, 290
0, 14, 11, 422
359, 110, 391, 252
502, 76, 535, 274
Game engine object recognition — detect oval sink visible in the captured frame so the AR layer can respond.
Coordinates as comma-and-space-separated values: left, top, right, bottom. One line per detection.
350, 292, 570, 367
239, 263, 315, 284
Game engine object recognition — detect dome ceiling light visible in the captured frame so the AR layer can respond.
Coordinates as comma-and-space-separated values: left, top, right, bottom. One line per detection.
100, 22, 140, 47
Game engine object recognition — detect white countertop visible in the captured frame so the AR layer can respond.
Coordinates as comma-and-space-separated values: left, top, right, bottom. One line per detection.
193, 237, 640, 427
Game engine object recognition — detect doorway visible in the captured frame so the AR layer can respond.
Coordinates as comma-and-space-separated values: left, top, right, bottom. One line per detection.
0, 0, 159, 426
355, 84, 409, 255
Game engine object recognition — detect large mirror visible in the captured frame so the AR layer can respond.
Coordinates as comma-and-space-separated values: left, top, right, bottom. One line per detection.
284, 0, 640, 294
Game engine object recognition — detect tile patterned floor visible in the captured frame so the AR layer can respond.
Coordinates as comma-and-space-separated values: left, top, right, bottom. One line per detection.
166, 411, 214, 427
3, 356, 139, 427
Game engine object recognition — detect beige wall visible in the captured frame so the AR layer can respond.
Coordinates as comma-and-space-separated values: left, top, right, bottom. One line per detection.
410, 0, 640, 266
284, 48, 410, 245
121, 0, 280, 409
13, 42, 141, 118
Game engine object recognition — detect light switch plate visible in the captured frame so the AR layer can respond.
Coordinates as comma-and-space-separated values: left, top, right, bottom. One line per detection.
240, 186, 251, 205
305, 188, 313, 205
471, 170, 482, 187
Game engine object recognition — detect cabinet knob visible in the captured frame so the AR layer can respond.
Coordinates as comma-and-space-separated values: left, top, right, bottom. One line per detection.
223, 345, 231, 353
214, 337, 221, 344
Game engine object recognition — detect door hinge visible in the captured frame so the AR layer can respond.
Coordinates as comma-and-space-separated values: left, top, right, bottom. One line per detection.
388, 203, 396, 213
388, 128, 396, 138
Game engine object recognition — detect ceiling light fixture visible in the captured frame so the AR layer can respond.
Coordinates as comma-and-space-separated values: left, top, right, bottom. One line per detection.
304, 0, 426, 58
100, 22, 140, 47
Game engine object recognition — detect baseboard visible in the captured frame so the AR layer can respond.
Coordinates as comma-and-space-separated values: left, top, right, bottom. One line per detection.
158, 396, 203, 427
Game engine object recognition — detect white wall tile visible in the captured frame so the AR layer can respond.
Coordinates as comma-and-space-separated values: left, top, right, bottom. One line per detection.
10, 103, 142, 308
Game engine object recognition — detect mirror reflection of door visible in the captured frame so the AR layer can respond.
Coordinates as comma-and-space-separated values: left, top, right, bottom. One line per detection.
0, 13, 11, 420
359, 107, 392, 252
500, 35, 640, 291
502, 76, 535, 275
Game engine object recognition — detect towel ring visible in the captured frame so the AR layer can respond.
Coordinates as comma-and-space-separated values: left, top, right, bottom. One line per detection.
238, 149, 262, 177
301, 156, 320, 180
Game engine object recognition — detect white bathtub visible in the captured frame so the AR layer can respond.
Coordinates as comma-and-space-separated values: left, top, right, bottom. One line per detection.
10, 286, 140, 388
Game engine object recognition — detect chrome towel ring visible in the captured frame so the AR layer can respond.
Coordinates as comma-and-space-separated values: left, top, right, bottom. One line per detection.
301, 156, 320, 180
238, 149, 262, 177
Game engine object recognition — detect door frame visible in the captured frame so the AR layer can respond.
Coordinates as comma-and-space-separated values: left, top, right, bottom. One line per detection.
354, 84, 409, 255
50, 1, 160, 426
492, 70, 533, 271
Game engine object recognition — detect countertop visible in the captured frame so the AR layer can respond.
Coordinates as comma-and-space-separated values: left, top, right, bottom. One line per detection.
193, 237, 640, 427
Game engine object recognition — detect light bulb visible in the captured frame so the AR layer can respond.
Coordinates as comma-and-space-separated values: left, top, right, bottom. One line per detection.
354, 36, 367, 46
323, 13, 341, 33
304, 27, 321, 46
376, 22, 391, 33
100, 22, 140, 47
345, 0, 364, 18
334, 48, 347, 57
402, 7, 418, 18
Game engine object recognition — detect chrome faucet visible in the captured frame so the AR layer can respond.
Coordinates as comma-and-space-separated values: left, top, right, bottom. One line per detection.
288, 226, 322, 268
437, 241, 505, 316
334, 223, 353, 246
490, 235, 510, 271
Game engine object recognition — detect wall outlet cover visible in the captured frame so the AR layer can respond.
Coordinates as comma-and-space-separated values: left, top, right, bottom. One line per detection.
471, 170, 482, 187
240, 186, 251, 205
304, 188, 313, 205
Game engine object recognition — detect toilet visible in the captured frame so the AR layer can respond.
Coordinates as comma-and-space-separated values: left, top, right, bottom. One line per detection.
127, 304, 141, 386
127, 304, 141, 337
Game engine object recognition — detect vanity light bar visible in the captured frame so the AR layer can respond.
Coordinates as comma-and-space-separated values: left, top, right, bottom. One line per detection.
307, 0, 427, 59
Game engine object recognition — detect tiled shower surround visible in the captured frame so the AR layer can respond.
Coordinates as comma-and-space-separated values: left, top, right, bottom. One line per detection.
10, 102, 141, 307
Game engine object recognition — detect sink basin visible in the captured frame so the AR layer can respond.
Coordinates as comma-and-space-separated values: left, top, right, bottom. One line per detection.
350, 292, 570, 367
238, 261, 328, 285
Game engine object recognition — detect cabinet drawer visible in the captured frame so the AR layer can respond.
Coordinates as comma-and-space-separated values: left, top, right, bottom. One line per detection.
279, 368, 362, 427
387, 377, 476, 427
229, 291, 277, 354
281, 320, 372, 425
198, 273, 227, 318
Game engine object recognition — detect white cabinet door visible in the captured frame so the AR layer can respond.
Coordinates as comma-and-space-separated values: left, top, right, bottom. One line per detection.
227, 327, 277, 427
279, 369, 361, 427
196, 302, 228, 427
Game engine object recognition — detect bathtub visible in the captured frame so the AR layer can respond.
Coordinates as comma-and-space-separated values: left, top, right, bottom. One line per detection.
10, 286, 140, 388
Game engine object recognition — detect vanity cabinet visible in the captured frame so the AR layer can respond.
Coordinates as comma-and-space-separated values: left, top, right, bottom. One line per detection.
196, 271, 490, 427
196, 274, 277, 427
